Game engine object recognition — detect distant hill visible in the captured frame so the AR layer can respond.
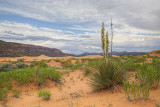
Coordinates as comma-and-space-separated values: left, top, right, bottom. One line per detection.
0, 40, 70, 57
146, 49, 160, 57
79, 51, 147, 57
148, 49, 160, 54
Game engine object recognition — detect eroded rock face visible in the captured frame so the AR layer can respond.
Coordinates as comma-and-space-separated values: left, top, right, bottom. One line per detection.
0, 40, 66, 57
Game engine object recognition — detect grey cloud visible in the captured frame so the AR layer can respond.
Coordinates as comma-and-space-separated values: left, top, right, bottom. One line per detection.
0, 31, 73, 42
0, 0, 160, 32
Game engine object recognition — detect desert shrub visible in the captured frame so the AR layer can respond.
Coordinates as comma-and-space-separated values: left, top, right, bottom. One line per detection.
87, 58, 104, 68
0, 67, 61, 88
123, 81, 149, 100
38, 90, 51, 100
36, 68, 61, 85
12, 67, 61, 85
0, 63, 15, 73
75, 59, 80, 64
84, 67, 92, 76
31, 61, 48, 68
17, 58, 25, 62
15, 62, 28, 69
61, 60, 73, 68
119, 59, 140, 71
0, 88, 9, 101
69, 63, 84, 70
0, 72, 12, 89
136, 59, 160, 88
134, 58, 145, 63
81, 58, 88, 63
11, 67, 36, 84
12, 89, 21, 98
112, 57, 121, 62
146, 54, 153, 58
90, 61, 128, 90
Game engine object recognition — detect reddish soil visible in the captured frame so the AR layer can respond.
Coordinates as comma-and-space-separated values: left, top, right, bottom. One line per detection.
0, 55, 160, 107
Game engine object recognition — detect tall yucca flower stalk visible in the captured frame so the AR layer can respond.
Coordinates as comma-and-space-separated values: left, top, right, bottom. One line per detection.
105, 31, 109, 62
110, 19, 113, 61
101, 22, 105, 61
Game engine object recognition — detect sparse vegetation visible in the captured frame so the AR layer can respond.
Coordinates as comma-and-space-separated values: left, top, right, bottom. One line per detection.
61, 60, 73, 68
119, 59, 140, 71
136, 58, 160, 88
31, 61, 48, 68
69, 63, 84, 70
0, 88, 9, 101
38, 89, 51, 100
123, 81, 149, 100
155, 50, 160, 54
12, 89, 21, 98
84, 67, 92, 76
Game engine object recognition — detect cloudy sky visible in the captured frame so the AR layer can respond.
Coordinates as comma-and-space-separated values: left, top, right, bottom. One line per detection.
0, 0, 160, 55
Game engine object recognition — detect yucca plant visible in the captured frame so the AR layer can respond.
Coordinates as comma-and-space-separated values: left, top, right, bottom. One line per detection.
90, 61, 127, 90
101, 22, 105, 60
101, 22, 110, 63
90, 21, 128, 90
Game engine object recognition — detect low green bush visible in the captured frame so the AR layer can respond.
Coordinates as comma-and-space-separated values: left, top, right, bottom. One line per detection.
15, 62, 28, 69
37, 68, 61, 85
87, 58, 103, 68
69, 63, 84, 70
119, 59, 141, 71
31, 61, 48, 68
134, 58, 145, 63
0, 63, 15, 73
0, 67, 61, 89
0, 88, 9, 101
61, 60, 73, 68
38, 90, 51, 100
90, 61, 128, 90
12, 89, 21, 98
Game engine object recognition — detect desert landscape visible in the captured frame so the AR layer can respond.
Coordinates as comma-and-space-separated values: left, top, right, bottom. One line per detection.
0, 0, 160, 107
0, 50, 160, 107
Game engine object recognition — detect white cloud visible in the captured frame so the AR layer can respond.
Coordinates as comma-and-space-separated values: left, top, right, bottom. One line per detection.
0, 21, 160, 54
0, 0, 160, 54
1, 0, 159, 31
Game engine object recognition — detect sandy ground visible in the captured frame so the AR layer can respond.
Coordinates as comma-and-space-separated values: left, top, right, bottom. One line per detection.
0, 55, 103, 62
0, 55, 160, 107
